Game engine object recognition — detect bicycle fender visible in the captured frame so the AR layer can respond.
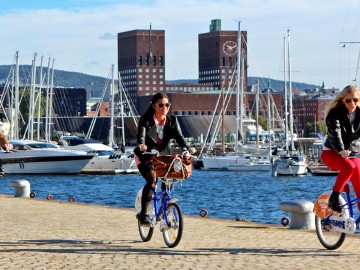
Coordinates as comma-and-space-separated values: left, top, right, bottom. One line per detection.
168, 198, 178, 204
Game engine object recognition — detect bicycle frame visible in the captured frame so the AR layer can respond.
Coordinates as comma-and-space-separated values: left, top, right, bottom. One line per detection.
150, 179, 179, 226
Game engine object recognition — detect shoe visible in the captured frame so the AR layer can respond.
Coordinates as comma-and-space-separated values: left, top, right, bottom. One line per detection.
137, 212, 151, 225
328, 192, 342, 212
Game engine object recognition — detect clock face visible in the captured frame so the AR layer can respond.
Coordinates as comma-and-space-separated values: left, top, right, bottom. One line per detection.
223, 41, 237, 56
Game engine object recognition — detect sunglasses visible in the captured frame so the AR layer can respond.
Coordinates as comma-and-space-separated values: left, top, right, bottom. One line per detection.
345, 98, 360, 104
157, 102, 171, 108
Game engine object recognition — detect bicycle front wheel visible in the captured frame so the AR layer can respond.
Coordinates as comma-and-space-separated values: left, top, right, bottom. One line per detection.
162, 203, 183, 248
138, 219, 154, 242
315, 215, 346, 250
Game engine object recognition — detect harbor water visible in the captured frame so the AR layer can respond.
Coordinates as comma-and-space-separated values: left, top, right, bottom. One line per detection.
0, 170, 354, 226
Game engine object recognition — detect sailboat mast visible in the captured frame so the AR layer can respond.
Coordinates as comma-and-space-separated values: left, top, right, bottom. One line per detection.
119, 73, 125, 147
267, 82, 272, 154
255, 80, 259, 147
283, 36, 289, 152
45, 57, 51, 142
235, 21, 241, 153
48, 59, 55, 142
221, 88, 225, 152
109, 64, 115, 147
37, 56, 44, 141
14, 51, 20, 140
287, 29, 295, 151
28, 53, 37, 140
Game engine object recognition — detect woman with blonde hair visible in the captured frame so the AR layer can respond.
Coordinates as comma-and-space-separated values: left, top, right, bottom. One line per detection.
322, 85, 360, 212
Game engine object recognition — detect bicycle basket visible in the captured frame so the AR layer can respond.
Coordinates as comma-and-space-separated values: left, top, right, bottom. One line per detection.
153, 154, 193, 179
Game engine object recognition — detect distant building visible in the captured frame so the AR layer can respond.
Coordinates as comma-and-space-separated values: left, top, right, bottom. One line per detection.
117, 26, 165, 108
52, 87, 87, 117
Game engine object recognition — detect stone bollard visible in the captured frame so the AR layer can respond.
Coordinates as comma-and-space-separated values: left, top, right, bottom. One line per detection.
9, 180, 31, 198
279, 199, 315, 230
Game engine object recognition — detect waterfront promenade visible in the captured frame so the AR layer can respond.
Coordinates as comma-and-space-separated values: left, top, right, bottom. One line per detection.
0, 194, 359, 269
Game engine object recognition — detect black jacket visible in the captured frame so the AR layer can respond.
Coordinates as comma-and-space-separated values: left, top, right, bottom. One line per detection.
324, 105, 360, 152
134, 113, 188, 162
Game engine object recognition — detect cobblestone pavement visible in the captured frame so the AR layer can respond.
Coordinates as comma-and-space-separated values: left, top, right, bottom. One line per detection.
0, 195, 359, 269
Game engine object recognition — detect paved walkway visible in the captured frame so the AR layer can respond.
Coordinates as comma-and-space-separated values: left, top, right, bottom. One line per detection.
0, 194, 359, 269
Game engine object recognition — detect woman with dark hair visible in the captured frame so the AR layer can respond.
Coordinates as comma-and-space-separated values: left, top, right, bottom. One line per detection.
134, 92, 194, 224
322, 85, 360, 212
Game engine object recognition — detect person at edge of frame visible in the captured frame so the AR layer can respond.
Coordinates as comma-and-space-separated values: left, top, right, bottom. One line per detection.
322, 85, 360, 212
134, 92, 195, 225
0, 131, 13, 175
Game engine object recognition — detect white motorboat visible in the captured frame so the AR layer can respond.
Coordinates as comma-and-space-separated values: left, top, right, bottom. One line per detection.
202, 153, 271, 171
60, 135, 138, 174
2, 140, 93, 174
220, 155, 271, 171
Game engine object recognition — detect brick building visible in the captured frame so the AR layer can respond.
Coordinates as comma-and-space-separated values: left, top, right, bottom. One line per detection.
198, 19, 248, 90
117, 26, 165, 108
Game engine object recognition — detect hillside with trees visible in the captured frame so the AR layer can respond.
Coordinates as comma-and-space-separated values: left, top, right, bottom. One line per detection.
0, 65, 321, 98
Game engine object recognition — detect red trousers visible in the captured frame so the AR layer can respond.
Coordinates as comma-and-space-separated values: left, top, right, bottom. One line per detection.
321, 150, 360, 210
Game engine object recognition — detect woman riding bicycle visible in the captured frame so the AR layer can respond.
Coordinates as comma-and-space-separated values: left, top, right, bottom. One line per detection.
322, 85, 360, 212
134, 93, 194, 224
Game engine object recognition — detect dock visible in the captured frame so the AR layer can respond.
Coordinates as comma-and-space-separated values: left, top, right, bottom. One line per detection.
307, 164, 338, 176
0, 194, 359, 269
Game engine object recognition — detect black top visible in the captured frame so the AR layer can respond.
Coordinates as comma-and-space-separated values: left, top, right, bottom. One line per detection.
324, 105, 360, 152
134, 113, 188, 162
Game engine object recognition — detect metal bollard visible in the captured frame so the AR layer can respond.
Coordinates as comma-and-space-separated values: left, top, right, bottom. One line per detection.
8, 180, 31, 198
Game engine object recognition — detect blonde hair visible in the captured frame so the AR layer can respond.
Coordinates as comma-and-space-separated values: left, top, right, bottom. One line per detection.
324, 85, 360, 118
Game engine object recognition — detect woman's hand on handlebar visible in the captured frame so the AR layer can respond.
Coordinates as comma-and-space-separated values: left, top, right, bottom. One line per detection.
339, 150, 352, 158
139, 144, 147, 152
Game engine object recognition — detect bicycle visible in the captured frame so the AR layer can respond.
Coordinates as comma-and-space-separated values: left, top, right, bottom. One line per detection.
134, 149, 196, 248
314, 167, 360, 250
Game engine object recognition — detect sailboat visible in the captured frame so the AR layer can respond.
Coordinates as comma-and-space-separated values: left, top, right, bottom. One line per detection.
200, 22, 271, 171
219, 81, 272, 171
271, 30, 308, 176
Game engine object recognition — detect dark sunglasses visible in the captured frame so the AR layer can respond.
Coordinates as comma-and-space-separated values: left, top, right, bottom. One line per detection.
345, 98, 360, 104
157, 102, 171, 108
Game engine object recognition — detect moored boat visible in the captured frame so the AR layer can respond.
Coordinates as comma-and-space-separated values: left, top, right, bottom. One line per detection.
2, 140, 93, 174
60, 135, 138, 174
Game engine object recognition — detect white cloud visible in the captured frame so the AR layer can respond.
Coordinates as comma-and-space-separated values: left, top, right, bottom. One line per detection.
0, 0, 359, 88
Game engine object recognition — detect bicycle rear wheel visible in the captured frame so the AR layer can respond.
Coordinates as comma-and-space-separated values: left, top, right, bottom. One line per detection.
138, 219, 154, 242
315, 215, 346, 250
162, 203, 183, 248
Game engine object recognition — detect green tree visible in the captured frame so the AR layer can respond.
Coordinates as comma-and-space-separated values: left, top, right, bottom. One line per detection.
304, 121, 326, 137
19, 88, 47, 137
257, 115, 268, 130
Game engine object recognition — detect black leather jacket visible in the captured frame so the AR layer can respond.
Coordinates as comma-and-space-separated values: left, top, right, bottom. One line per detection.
324, 105, 360, 152
134, 113, 188, 161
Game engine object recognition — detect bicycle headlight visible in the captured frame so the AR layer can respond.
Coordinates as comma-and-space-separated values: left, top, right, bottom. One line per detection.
173, 159, 182, 172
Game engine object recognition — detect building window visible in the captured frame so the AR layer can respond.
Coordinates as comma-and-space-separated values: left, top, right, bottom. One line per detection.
138, 56, 142, 66
153, 56, 156, 66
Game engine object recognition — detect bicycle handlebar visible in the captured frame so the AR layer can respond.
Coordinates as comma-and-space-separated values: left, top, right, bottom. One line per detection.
142, 148, 197, 159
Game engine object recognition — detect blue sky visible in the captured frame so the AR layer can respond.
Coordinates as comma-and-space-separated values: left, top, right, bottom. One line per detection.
1, 0, 360, 90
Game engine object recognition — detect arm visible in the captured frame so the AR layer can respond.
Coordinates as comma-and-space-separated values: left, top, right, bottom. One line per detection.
136, 116, 148, 152
0, 132, 12, 152
326, 110, 345, 153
